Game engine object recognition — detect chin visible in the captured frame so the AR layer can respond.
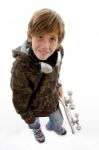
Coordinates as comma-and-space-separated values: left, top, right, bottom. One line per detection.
38, 55, 50, 60
38, 57, 48, 60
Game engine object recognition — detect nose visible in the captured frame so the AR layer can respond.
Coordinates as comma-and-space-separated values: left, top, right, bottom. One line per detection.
41, 38, 50, 52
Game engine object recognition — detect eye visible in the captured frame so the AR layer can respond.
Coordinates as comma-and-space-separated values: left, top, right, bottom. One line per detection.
36, 35, 44, 39
50, 37, 57, 41
39, 35, 43, 39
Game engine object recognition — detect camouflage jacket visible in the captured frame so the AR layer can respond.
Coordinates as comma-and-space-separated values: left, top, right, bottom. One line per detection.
10, 41, 64, 124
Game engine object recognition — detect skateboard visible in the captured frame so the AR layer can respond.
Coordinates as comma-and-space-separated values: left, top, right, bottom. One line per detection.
59, 91, 81, 134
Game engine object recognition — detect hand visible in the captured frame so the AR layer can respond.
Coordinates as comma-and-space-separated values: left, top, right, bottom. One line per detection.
58, 85, 64, 98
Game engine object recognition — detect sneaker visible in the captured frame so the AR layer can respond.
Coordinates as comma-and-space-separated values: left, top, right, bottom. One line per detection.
46, 124, 67, 135
33, 128, 45, 143
55, 127, 67, 135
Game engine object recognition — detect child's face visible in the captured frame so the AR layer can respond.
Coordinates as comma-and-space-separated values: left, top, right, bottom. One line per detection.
31, 33, 59, 60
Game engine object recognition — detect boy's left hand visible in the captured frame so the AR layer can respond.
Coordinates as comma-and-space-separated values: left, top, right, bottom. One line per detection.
58, 85, 64, 98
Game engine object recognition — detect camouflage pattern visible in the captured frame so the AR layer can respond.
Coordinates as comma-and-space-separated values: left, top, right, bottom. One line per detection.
10, 46, 64, 124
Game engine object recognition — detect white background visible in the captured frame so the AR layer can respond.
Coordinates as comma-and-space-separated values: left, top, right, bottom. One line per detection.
0, 0, 99, 149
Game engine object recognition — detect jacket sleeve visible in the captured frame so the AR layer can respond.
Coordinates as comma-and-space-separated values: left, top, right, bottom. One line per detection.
56, 45, 64, 86
11, 61, 36, 124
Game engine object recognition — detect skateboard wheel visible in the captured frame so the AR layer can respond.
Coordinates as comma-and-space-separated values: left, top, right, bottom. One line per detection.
76, 125, 81, 130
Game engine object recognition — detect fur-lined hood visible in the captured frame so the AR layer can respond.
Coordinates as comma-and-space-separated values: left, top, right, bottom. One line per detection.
12, 41, 64, 74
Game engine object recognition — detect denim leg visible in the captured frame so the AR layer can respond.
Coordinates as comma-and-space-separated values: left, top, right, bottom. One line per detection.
47, 108, 63, 131
28, 117, 40, 129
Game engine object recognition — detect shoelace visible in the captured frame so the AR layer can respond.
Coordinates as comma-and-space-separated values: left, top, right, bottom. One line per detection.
56, 127, 66, 134
34, 129, 43, 138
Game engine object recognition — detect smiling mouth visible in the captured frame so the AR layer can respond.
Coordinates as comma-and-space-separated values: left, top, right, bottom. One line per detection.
38, 50, 50, 55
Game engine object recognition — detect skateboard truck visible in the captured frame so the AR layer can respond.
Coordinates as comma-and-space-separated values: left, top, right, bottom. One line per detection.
59, 91, 81, 134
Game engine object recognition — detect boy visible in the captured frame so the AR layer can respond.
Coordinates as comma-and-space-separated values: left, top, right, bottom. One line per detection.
10, 8, 66, 143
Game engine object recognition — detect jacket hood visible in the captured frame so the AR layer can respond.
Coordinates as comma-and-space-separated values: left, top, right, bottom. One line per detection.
12, 41, 63, 73
12, 41, 30, 58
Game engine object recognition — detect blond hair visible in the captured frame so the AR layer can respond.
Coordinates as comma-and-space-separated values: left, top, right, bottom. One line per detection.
27, 8, 65, 44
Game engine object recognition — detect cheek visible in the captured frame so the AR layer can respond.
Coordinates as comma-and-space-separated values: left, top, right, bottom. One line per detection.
52, 44, 58, 51
32, 40, 38, 50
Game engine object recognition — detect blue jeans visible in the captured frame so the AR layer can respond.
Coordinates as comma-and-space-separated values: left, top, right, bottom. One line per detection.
28, 108, 63, 131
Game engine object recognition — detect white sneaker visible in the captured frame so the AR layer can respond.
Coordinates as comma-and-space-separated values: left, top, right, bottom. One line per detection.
55, 127, 67, 135
33, 128, 45, 143
46, 124, 67, 135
